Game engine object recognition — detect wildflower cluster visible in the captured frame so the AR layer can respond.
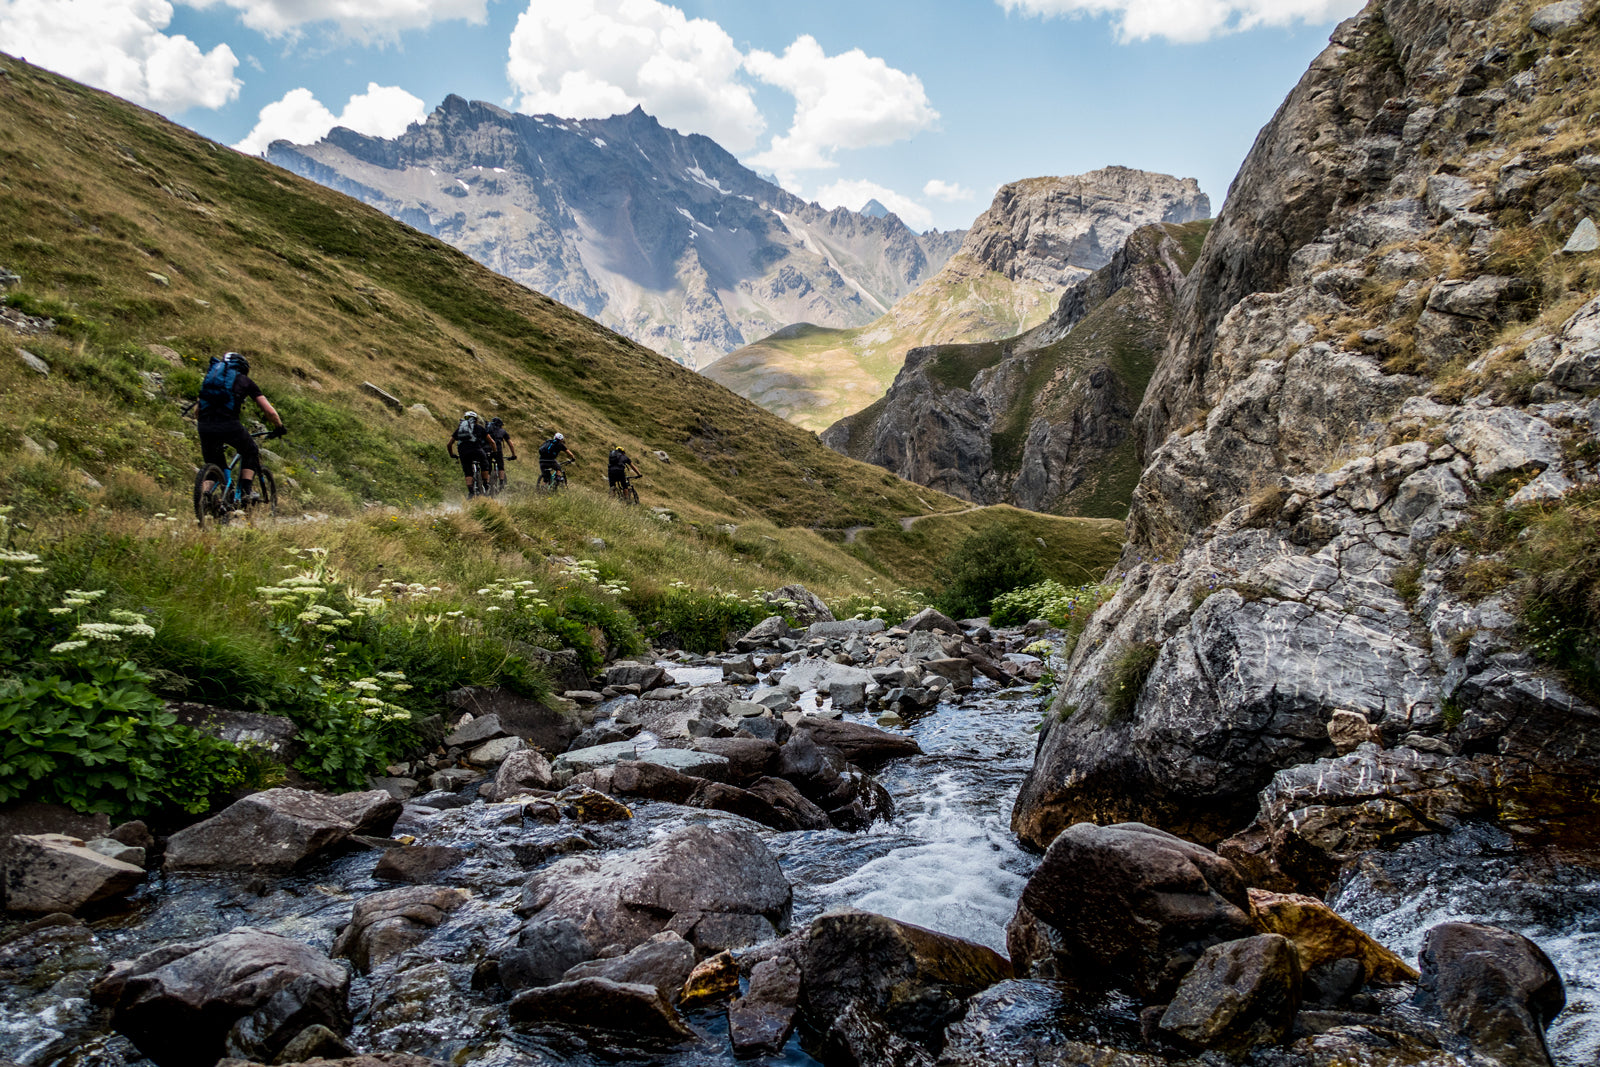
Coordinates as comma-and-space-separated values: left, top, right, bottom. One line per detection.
47, 590, 157, 655
990, 579, 1119, 630
830, 586, 926, 627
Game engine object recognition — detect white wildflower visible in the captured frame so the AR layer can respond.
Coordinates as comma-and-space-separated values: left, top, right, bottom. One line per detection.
51, 640, 89, 653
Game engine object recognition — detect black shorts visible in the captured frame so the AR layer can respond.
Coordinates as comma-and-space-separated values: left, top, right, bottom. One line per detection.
459, 448, 488, 477
199, 422, 260, 475
491, 451, 507, 472
608, 468, 626, 488
540, 460, 557, 481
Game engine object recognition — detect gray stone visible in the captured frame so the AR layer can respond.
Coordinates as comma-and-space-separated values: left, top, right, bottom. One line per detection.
3, 833, 145, 913
1561, 217, 1599, 254
489, 749, 555, 800
806, 619, 886, 639
373, 846, 465, 884
1419, 922, 1564, 1067
86, 837, 146, 867
500, 919, 593, 991
766, 585, 835, 625
729, 957, 801, 1056
1446, 407, 1562, 482
507, 977, 692, 1041
779, 658, 874, 695
736, 616, 798, 651
164, 788, 401, 874
1530, 1, 1584, 34
360, 381, 405, 414
637, 747, 730, 779
1158, 934, 1302, 1054
903, 607, 962, 633
561, 935, 696, 1000
18, 349, 49, 375
444, 713, 507, 747
331, 885, 469, 973
466, 735, 525, 766
553, 740, 639, 774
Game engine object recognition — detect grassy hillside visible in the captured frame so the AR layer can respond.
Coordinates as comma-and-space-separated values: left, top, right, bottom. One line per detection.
702, 256, 1057, 432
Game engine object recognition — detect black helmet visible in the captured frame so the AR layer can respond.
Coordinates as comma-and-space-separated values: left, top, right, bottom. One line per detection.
490, 417, 503, 428
224, 351, 250, 375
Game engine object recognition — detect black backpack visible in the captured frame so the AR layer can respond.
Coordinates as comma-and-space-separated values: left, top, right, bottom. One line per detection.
609, 449, 627, 470
454, 416, 479, 444
198, 356, 244, 417
539, 438, 563, 462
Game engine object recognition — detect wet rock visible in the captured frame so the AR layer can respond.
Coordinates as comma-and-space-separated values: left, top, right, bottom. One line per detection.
679, 910, 780, 955
3, 833, 145, 914
813, 1001, 935, 1067
920, 657, 974, 691
767, 585, 835, 625
443, 713, 507, 748
903, 608, 962, 634
612, 759, 699, 803
730, 956, 801, 1056
331, 885, 469, 973
690, 736, 779, 783
799, 909, 1012, 1052
781, 658, 875, 696
507, 977, 693, 1042
940, 979, 1168, 1067
222, 971, 357, 1065
679, 950, 739, 1007
561, 934, 696, 1000
1014, 822, 1258, 998
489, 749, 555, 800
737, 616, 798, 651
91, 927, 350, 1067
257, 1023, 353, 1063
1157, 934, 1301, 1054
553, 740, 638, 775
517, 826, 791, 955
466, 736, 525, 766
798, 719, 922, 767
1248, 889, 1416, 984
557, 786, 633, 823
1418, 922, 1564, 1067
500, 919, 592, 991
373, 845, 465, 884
603, 663, 670, 692
637, 747, 730, 779
222, 1056, 441, 1067
164, 788, 401, 874
746, 777, 832, 830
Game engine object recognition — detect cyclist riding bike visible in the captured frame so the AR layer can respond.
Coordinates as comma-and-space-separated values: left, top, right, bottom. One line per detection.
538, 432, 579, 487
607, 444, 642, 498
487, 416, 517, 491
448, 411, 493, 497
196, 352, 285, 505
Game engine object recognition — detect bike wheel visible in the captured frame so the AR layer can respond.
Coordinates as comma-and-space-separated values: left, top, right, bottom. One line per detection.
626, 485, 640, 505
194, 464, 227, 528
257, 469, 278, 517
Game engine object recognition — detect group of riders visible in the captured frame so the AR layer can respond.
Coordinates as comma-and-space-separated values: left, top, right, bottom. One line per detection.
194, 352, 648, 509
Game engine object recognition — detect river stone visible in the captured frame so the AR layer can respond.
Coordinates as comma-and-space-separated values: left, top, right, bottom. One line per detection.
638, 747, 730, 778
489, 749, 555, 800
806, 619, 885, 639
500, 919, 592, 991
1158, 934, 1302, 1054
603, 663, 670, 692
781, 658, 875, 696
3, 833, 146, 914
164, 788, 401, 874
507, 977, 693, 1041
517, 826, 791, 954
1248, 889, 1416, 984
612, 759, 698, 803
920, 657, 974, 691
466, 736, 525, 765
557, 786, 633, 823
445, 687, 583, 752
444, 713, 507, 748
331, 886, 469, 973
797, 719, 921, 767
680, 950, 739, 1007
1418, 922, 1565, 1067
903, 607, 962, 634
561, 934, 696, 1000
737, 616, 798, 651
373, 846, 465, 884
799, 909, 1012, 1051
1014, 822, 1258, 998
690, 737, 778, 784
553, 740, 638, 774
91, 927, 350, 1067
746, 777, 832, 831
768, 585, 835, 625
729, 956, 801, 1056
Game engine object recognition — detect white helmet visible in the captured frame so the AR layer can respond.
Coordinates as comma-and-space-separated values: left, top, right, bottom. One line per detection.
464, 410, 479, 421
554, 432, 564, 441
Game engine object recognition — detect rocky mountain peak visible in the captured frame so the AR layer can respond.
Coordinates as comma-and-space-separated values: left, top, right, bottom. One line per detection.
961, 167, 1211, 289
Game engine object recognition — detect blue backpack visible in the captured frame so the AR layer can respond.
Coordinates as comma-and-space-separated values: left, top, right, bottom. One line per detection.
198, 356, 244, 417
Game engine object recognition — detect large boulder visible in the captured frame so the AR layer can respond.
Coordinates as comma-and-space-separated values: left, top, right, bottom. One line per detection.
690, 737, 779, 784
1418, 922, 1565, 1067
737, 616, 798, 652
1012, 822, 1258, 998
1248, 889, 1416, 985
373, 846, 465, 884
746, 777, 832, 831
444, 687, 583, 752
517, 826, 791, 956
766, 585, 835, 625
91, 927, 350, 1067
902, 608, 961, 634
1157, 934, 1301, 1054
611, 759, 699, 804
3, 833, 145, 913
164, 789, 401, 874
499, 919, 592, 991
331, 886, 469, 973
799, 909, 1012, 1054
507, 977, 693, 1042
729, 956, 801, 1056
797, 719, 922, 768
488, 749, 555, 800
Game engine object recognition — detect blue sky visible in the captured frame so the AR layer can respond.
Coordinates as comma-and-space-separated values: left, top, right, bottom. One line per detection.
0, 0, 1365, 231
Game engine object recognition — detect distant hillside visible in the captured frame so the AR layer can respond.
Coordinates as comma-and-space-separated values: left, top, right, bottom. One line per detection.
703, 168, 1209, 432
266, 100, 963, 369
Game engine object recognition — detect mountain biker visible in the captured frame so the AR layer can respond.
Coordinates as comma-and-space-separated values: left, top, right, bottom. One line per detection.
196, 352, 285, 505
538, 432, 578, 486
607, 445, 642, 495
487, 416, 517, 490
448, 411, 492, 497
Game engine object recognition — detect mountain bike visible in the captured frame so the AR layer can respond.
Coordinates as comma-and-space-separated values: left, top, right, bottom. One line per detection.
610, 472, 641, 505
467, 457, 494, 499
194, 430, 279, 528
537, 459, 570, 494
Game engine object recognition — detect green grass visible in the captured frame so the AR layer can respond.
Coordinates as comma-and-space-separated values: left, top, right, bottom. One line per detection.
1103, 640, 1161, 724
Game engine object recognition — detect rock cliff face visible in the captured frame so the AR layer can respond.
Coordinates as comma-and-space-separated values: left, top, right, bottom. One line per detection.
266, 100, 962, 368
1013, 0, 1600, 891
822, 220, 1211, 517
702, 169, 1210, 433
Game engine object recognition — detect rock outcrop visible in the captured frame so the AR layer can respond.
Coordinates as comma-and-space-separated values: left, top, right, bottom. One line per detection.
267, 102, 961, 369
824, 220, 1211, 518
1012, 0, 1600, 874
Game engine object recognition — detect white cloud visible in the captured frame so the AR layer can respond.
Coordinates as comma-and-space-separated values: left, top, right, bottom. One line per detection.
995, 0, 1361, 43
505, 0, 765, 153
0, 0, 241, 113
745, 35, 938, 184
923, 179, 973, 202
813, 179, 932, 232
180, 0, 487, 42
234, 81, 426, 154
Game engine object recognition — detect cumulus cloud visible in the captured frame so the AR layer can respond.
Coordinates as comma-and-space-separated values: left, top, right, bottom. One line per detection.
0, 0, 241, 113
180, 0, 487, 42
812, 179, 933, 231
505, 0, 765, 153
923, 179, 973, 202
234, 81, 426, 154
745, 35, 938, 184
995, 0, 1362, 43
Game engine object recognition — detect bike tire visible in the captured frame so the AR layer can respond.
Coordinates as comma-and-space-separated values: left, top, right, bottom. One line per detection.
194, 464, 228, 528
257, 469, 278, 517
626, 485, 640, 505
